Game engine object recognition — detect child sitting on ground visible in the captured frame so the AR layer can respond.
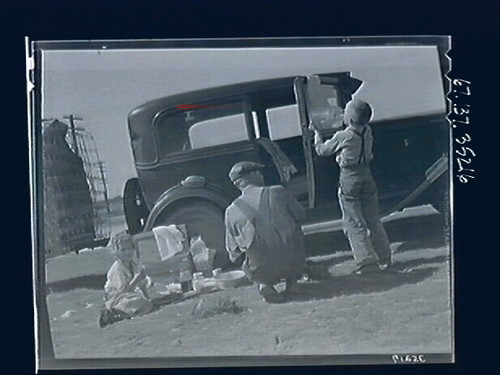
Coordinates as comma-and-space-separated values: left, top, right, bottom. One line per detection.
100, 232, 154, 327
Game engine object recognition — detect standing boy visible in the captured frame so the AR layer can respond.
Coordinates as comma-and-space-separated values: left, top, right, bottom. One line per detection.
313, 99, 392, 274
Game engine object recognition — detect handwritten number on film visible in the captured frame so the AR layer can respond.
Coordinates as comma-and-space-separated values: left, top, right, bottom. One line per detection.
451, 79, 475, 183
391, 354, 426, 364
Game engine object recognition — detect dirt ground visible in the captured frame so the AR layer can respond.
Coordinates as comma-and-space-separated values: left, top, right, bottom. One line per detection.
46, 236, 453, 359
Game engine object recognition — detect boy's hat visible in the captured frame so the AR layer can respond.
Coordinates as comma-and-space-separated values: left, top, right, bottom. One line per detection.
344, 99, 373, 126
229, 161, 265, 182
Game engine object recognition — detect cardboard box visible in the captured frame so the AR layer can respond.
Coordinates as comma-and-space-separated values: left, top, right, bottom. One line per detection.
133, 230, 194, 283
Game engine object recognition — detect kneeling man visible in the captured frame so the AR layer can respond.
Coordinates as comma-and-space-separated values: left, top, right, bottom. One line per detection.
225, 161, 306, 303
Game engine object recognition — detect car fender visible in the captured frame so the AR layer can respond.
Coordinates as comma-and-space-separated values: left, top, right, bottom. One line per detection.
143, 175, 233, 231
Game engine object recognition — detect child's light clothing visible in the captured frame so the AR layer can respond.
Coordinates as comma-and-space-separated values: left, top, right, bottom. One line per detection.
104, 259, 153, 316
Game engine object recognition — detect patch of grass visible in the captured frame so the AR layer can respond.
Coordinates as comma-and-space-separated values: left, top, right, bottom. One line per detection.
192, 297, 245, 318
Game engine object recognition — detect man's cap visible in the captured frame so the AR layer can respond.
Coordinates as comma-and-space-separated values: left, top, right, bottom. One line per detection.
228, 161, 265, 182
344, 99, 373, 126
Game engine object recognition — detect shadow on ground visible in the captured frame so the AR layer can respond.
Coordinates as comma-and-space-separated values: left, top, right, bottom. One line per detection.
289, 251, 449, 303
307, 236, 447, 271
393, 237, 447, 253
287, 266, 440, 302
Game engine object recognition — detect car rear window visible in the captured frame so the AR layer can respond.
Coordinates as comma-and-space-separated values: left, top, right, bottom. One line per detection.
155, 101, 251, 157
189, 113, 248, 149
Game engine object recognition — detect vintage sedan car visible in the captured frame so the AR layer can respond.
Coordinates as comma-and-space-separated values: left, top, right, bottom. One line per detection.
123, 72, 449, 268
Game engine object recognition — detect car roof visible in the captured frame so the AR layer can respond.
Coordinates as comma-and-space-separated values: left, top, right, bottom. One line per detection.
127, 72, 355, 165
128, 72, 355, 121
131, 77, 290, 117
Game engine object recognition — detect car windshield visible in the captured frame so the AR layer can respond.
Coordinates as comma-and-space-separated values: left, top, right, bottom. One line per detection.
155, 101, 250, 157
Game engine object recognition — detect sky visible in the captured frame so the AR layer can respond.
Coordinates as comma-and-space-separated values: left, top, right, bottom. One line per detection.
41, 45, 447, 197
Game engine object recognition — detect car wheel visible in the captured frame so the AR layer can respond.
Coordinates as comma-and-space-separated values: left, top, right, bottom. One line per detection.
154, 201, 231, 269
123, 178, 150, 235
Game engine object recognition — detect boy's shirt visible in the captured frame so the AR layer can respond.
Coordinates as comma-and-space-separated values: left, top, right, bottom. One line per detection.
314, 125, 374, 168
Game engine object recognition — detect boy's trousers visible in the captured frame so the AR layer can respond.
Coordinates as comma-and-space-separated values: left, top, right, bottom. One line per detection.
338, 164, 392, 267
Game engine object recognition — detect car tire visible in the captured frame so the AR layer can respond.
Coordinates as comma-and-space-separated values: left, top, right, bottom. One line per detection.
123, 178, 150, 235
154, 201, 231, 269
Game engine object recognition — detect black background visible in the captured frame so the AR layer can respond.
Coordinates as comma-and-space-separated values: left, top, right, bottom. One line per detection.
3, 0, 498, 374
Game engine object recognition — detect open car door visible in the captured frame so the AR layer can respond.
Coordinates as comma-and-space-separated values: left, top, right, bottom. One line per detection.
293, 73, 363, 208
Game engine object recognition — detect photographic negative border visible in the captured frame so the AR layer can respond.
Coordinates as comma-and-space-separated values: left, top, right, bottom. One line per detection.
29, 35, 453, 370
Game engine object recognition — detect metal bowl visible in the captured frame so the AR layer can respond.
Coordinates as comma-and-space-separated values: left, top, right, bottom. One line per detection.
214, 270, 247, 289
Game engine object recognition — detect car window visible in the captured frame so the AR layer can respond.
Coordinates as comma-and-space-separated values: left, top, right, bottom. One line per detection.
155, 101, 250, 156
155, 111, 193, 154
306, 75, 344, 131
189, 113, 248, 149
265, 104, 302, 140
